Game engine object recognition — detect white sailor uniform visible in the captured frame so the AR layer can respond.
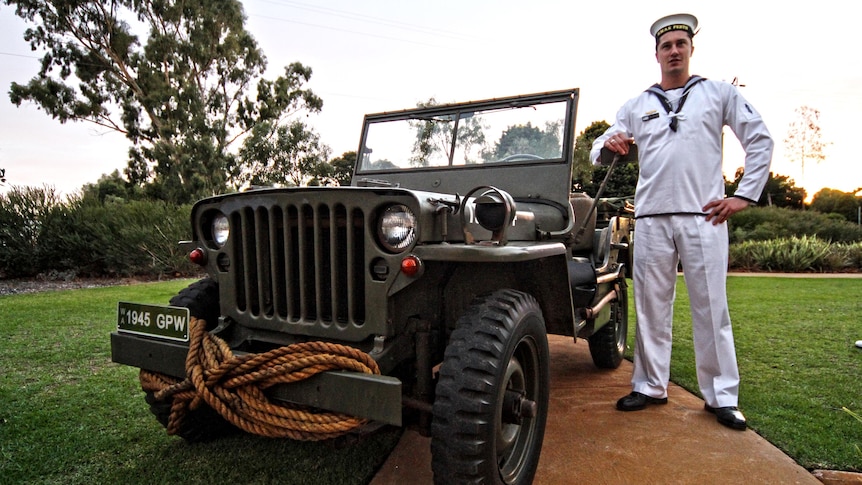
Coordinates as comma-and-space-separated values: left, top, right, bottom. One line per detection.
590, 76, 773, 408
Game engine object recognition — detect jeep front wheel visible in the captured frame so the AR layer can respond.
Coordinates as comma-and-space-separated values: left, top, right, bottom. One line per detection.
144, 278, 237, 442
431, 289, 550, 485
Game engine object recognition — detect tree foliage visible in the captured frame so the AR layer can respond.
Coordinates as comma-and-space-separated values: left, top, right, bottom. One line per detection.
321, 151, 357, 187
233, 120, 331, 188
484, 121, 560, 161
572, 120, 610, 190
784, 106, 829, 180
408, 98, 486, 167
582, 161, 639, 199
810, 188, 861, 223
572, 120, 637, 198
726, 168, 806, 209
6, 0, 322, 203
80, 169, 144, 203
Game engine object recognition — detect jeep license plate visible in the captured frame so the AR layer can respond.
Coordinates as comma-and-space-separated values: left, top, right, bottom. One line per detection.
117, 302, 190, 342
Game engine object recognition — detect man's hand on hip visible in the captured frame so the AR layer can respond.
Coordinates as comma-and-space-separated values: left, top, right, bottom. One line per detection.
703, 197, 751, 225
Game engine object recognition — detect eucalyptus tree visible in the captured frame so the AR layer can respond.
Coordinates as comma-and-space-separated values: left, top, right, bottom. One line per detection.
6, 0, 322, 203
234, 119, 331, 188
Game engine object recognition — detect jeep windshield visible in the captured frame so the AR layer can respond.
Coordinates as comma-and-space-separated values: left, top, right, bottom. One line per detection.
357, 93, 573, 172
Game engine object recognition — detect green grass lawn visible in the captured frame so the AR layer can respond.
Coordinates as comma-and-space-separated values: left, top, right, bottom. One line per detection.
0, 280, 401, 485
0, 276, 859, 484
626, 275, 862, 472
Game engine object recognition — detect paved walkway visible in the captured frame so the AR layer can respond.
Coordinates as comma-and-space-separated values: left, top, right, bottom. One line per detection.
371, 334, 823, 485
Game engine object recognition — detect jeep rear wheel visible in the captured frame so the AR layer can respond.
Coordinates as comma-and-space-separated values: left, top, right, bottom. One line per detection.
145, 278, 237, 442
431, 289, 549, 485
587, 277, 628, 369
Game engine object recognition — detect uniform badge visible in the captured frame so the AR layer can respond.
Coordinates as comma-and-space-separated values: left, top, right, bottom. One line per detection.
642, 110, 659, 122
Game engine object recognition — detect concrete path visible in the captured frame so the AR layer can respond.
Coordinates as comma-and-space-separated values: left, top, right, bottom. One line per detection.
371, 334, 822, 485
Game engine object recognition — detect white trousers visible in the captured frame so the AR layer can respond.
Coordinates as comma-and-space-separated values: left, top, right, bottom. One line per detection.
631, 215, 740, 408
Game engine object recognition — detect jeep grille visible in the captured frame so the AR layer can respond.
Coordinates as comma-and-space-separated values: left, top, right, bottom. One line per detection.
228, 203, 366, 327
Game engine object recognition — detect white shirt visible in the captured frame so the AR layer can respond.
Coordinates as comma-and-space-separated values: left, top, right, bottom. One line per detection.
590, 78, 774, 218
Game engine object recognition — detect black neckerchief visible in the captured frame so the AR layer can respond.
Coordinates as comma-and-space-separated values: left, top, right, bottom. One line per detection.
645, 75, 706, 132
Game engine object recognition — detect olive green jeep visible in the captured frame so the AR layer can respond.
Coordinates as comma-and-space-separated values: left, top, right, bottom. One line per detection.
110, 88, 634, 484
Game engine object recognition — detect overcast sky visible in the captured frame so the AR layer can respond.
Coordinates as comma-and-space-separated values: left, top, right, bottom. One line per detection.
1, 0, 860, 199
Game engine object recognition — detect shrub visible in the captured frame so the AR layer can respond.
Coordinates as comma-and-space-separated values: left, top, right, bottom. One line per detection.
0, 185, 65, 277
729, 236, 860, 272
0, 187, 196, 279
729, 206, 862, 244
38, 197, 196, 277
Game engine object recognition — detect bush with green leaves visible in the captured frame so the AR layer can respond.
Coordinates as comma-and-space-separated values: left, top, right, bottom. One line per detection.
0, 185, 65, 277
0, 186, 195, 278
730, 206, 862, 244
38, 197, 196, 277
729, 236, 861, 272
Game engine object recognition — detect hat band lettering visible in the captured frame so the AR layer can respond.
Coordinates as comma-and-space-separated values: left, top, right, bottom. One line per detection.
655, 24, 692, 38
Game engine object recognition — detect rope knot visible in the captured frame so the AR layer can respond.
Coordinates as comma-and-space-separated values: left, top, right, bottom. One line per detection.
140, 317, 381, 441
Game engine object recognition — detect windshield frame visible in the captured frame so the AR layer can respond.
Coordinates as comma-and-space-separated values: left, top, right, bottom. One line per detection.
355, 89, 578, 176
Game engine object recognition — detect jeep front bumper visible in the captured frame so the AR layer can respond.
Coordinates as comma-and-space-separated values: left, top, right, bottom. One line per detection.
110, 332, 403, 426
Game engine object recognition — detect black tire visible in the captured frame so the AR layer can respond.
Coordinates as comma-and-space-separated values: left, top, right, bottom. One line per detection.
168, 277, 221, 330
431, 289, 550, 485
587, 278, 628, 369
144, 387, 238, 442
146, 277, 237, 442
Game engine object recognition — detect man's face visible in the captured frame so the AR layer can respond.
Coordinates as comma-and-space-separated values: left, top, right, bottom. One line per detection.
655, 30, 694, 78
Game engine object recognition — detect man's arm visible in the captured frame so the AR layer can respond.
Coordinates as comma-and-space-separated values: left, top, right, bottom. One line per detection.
725, 85, 774, 202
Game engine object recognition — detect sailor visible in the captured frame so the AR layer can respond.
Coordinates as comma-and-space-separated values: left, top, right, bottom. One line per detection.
590, 13, 774, 430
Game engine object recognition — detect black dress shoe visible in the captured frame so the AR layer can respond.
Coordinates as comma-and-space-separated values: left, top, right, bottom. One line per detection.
704, 404, 747, 430
616, 392, 668, 411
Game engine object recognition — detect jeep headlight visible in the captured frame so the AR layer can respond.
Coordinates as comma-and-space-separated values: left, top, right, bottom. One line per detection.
377, 204, 416, 253
212, 213, 230, 248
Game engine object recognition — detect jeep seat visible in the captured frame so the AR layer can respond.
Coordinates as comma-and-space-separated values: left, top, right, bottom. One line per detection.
569, 193, 596, 252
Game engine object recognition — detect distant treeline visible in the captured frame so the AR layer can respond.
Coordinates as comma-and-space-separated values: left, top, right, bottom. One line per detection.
1, 186, 861, 280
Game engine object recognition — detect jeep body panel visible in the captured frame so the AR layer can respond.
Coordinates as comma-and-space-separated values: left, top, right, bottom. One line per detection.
110, 88, 635, 452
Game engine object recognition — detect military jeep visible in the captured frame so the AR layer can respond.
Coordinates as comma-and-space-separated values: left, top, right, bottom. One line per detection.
110, 88, 633, 484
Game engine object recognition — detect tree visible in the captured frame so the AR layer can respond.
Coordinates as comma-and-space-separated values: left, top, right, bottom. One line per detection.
80, 169, 143, 203
484, 121, 560, 161
572, 120, 638, 198
408, 98, 486, 167
572, 121, 610, 190
810, 188, 860, 223
321, 151, 357, 187
6, 0, 322, 203
582, 161, 639, 199
234, 120, 331, 188
784, 106, 829, 181
726, 169, 806, 209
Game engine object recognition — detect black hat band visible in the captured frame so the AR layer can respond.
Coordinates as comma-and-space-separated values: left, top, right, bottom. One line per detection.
655, 24, 693, 39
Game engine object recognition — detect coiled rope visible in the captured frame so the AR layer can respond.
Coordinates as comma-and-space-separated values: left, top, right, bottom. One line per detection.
139, 316, 381, 441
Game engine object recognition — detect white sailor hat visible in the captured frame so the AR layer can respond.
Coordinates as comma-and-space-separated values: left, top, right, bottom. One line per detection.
650, 13, 698, 41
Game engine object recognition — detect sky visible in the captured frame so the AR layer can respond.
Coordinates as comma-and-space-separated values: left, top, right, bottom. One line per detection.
1, 0, 860, 201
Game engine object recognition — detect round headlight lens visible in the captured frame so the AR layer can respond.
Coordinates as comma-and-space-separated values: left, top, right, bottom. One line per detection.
378, 204, 416, 252
212, 214, 230, 248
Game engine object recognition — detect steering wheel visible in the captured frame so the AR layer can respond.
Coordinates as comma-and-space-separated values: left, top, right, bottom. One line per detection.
498, 153, 543, 162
